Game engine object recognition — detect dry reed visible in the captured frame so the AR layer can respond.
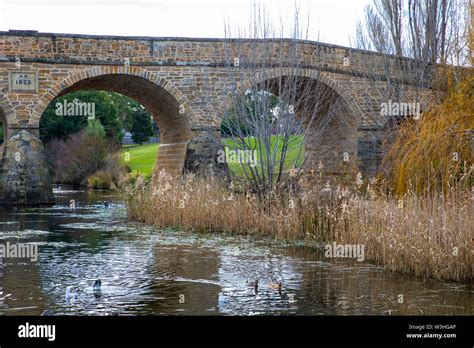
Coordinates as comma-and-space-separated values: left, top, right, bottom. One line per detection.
125, 172, 473, 282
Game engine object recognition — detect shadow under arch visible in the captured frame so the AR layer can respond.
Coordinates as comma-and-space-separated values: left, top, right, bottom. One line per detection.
244, 68, 365, 120
220, 68, 360, 179
0, 107, 8, 162
34, 67, 195, 174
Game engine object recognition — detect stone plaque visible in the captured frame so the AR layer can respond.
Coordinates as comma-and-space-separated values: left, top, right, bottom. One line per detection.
9, 72, 38, 92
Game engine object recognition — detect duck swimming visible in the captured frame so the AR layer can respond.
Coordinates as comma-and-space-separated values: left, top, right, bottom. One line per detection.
92, 279, 101, 291
268, 282, 282, 292
246, 279, 259, 292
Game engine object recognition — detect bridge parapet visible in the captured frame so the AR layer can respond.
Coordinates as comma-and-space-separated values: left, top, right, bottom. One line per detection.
0, 31, 431, 87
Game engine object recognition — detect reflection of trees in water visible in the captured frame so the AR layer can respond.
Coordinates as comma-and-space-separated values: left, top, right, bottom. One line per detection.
0, 205, 53, 315
287, 246, 472, 315
0, 239, 44, 315
151, 245, 221, 314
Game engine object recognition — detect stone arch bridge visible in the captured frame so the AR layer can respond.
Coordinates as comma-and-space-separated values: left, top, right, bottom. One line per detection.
0, 30, 432, 204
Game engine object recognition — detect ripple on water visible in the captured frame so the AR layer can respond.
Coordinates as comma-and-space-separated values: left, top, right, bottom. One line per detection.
0, 229, 52, 240
58, 222, 130, 232
0, 187, 472, 316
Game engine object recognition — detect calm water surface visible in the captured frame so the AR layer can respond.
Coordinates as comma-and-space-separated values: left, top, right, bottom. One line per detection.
0, 186, 472, 315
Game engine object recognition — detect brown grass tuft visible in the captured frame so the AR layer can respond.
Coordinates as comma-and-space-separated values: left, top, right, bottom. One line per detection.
125, 172, 473, 282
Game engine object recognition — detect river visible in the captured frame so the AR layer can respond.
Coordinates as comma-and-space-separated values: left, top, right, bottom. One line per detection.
0, 186, 471, 315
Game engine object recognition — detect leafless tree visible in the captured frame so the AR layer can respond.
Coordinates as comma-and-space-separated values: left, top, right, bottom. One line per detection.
351, 0, 470, 133
355, 0, 469, 66
222, 5, 351, 197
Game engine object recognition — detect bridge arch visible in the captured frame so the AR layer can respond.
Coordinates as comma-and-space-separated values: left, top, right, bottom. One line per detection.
0, 107, 7, 161
33, 66, 196, 173
0, 94, 14, 140
0, 94, 15, 165
250, 68, 364, 118
219, 67, 361, 178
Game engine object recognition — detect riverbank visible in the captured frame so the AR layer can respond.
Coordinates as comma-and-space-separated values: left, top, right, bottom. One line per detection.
2, 184, 471, 315
126, 173, 473, 282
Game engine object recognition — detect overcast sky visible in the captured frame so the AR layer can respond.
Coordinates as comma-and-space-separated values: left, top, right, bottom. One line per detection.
0, 0, 371, 47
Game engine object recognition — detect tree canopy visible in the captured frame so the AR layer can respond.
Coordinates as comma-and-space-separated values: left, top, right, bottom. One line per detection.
131, 109, 155, 145
40, 90, 155, 144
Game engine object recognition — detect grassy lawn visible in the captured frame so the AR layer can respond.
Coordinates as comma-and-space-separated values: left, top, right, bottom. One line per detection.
121, 143, 159, 178
121, 136, 304, 179
222, 135, 304, 177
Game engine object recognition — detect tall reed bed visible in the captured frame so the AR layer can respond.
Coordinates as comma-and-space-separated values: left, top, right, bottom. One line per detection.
125, 172, 473, 281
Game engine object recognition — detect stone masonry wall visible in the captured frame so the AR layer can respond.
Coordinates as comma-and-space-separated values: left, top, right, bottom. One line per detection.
0, 30, 437, 203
